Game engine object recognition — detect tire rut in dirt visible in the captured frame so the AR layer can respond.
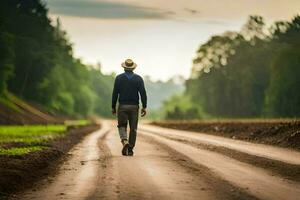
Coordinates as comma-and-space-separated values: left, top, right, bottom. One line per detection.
88, 131, 164, 200
87, 131, 113, 200
90, 131, 221, 200
140, 134, 259, 200
153, 134, 300, 183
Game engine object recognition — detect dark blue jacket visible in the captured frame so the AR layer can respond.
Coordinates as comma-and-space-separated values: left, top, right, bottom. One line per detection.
112, 72, 147, 109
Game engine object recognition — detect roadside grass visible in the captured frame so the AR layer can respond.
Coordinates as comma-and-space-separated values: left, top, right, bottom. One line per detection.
64, 119, 90, 127
0, 146, 45, 156
0, 125, 67, 143
0, 125, 66, 156
0, 92, 23, 113
0, 120, 91, 156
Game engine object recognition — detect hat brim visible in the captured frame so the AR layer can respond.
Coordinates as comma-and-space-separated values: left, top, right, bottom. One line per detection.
122, 62, 137, 69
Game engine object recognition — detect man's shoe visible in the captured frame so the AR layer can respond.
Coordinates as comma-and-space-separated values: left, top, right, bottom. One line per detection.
122, 143, 129, 156
128, 148, 134, 156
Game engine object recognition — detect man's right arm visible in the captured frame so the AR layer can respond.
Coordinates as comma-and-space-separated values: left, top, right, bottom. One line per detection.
138, 77, 147, 109
112, 77, 119, 113
138, 77, 147, 117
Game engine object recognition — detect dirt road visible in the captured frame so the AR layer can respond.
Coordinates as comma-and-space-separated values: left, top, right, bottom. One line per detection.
15, 120, 300, 200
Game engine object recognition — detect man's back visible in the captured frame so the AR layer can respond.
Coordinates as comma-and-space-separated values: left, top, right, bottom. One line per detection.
112, 71, 147, 108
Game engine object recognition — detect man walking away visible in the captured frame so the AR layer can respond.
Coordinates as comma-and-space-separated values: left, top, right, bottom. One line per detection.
112, 59, 147, 156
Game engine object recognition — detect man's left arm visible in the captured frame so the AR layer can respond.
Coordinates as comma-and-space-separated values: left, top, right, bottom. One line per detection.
138, 77, 147, 116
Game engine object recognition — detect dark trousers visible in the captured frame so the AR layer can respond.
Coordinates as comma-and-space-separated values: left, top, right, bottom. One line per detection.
117, 104, 139, 149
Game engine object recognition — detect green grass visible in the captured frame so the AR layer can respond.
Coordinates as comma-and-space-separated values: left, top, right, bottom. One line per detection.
64, 119, 90, 126
0, 125, 67, 143
0, 120, 91, 156
0, 146, 45, 156
0, 93, 23, 113
0, 125, 67, 155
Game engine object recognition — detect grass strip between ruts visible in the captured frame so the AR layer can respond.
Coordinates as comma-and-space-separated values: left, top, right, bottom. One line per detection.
0, 146, 46, 156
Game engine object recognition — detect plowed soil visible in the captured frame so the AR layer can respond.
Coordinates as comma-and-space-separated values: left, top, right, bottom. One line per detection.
151, 120, 300, 150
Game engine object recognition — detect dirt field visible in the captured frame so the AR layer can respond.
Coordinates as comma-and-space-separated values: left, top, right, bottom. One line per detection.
151, 120, 300, 150
9, 120, 300, 200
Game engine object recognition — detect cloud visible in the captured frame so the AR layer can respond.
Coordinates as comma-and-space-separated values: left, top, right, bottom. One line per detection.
45, 0, 175, 20
201, 19, 240, 26
184, 8, 201, 15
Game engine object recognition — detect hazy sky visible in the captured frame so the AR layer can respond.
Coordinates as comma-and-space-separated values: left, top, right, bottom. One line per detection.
45, 0, 300, 81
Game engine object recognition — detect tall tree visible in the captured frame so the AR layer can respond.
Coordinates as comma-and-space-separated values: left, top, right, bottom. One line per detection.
0, 0, 114, 117
184, 15, 300, 118
265, 16, 300, 117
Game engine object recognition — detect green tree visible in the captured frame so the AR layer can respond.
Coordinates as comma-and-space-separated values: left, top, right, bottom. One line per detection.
0, 32, 14, 95
265, 16, 300, 117
0, 0, 114, 118
185, 16, 288, 118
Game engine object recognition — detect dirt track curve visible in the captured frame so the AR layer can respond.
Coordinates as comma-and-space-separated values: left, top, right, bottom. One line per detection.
14, 120, 300, 200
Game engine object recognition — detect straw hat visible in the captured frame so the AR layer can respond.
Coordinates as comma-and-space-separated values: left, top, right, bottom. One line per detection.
121, 59, 137, 70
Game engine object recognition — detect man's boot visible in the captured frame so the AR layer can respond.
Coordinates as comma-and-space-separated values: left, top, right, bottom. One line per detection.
121, 139, 129, 156
128, 146, 134, 156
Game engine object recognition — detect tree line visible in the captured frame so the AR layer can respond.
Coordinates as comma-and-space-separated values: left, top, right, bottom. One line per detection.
165, 16, 300, 119
0, 0, 114, 117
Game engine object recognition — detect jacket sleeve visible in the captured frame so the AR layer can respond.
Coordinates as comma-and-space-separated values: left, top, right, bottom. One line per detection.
112, 77, 119, 109
138, 77, 147, 108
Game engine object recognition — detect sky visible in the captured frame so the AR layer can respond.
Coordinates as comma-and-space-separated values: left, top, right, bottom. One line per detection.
44, 0, 300, 81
